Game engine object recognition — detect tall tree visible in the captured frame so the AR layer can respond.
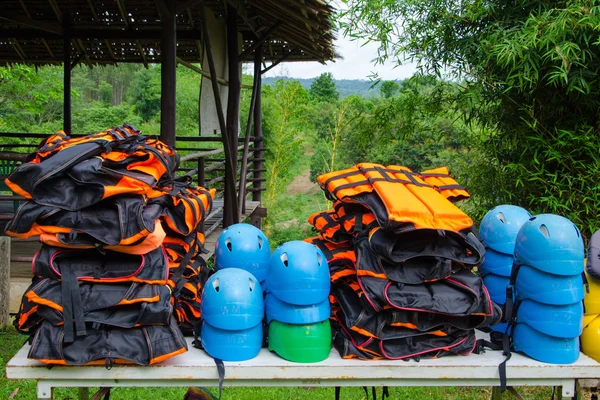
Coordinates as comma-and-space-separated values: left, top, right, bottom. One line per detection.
379, 80, 400, 98
339, 0, 600, 236
309, 72, 340, 103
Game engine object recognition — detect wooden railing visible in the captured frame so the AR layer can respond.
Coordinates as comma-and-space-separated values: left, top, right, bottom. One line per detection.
0, 131, 266, 261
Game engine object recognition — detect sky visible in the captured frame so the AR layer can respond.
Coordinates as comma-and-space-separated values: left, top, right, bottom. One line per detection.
262, 34, 418, 81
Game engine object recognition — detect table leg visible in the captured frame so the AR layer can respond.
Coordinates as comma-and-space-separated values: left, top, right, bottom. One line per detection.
558, 379, 577, 399
37, 381, 53, 400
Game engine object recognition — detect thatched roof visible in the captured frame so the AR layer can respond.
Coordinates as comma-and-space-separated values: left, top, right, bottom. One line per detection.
0, 0, 336, 65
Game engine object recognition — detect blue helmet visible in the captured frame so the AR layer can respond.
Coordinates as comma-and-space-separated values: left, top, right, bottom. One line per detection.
480, 249, 514, 277
479, 205, 532, 255
483, 273, 511, 305
516, 299, 583, 339
265, 293, 330, 324
201, 321, 262, 361
515, 265, 585, 305
512, 323, 580, 364
514, 214, 584, 276
215, 223, 271, 282
266, 241, 330, 306
490, 322, 508, 334
201, 268, 264, 330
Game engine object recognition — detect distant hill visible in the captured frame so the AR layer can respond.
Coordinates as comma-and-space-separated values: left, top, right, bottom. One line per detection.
262, 76, 383, 98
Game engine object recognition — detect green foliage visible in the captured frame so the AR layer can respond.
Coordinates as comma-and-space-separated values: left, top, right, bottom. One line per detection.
127, 66, 162, 122
339, 0, 600, 237
379, 80, 400, 98
309, 72, 340, 103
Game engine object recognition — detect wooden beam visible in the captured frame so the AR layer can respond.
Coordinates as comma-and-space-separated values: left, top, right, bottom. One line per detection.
17, 0, 56, 59
186, 8, 204, 59
10, 39, 27, 62
176, 0, 203, 14
48, 0, 63, 23
198, 2, 239, 223
0, 14, 63, 35
63, 29, 72, 135
159, 0, 177, 147
116, 0, 131, 28
224, 3, 241, 226
177, 57, 228, 86
75, 39, 92, 66
104, 40, 117, 61
238, 21, 282, 60
261, 49, 295, 74
225, 0, 259, 35
253, 44, 264, 203
42, 39, 55, 58
136, 41, 149, 68
0, 28, 203, 40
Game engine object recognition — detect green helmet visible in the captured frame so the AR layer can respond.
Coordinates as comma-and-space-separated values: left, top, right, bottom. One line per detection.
268, 320, 332, 363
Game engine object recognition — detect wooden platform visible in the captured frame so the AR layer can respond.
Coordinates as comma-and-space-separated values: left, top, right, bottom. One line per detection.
7, 335, 600, 399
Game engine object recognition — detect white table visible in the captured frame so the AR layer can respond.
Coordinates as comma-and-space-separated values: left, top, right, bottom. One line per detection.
6, 338, 600, 399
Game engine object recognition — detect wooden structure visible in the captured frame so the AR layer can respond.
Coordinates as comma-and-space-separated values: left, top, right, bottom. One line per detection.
7, 334, 600, 399
0, 0, 336, 318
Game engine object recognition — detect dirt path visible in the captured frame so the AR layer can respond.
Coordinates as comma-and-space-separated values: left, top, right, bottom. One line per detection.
286, 168, 320, 195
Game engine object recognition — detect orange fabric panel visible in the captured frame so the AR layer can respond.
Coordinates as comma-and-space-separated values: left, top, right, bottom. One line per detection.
421, 167, 470, 201
317, 165, 375, 200
25, 292, 63, 312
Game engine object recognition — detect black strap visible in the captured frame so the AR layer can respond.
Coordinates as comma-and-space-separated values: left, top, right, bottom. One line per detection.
382, 387, 390, 399
62, 265, 86, 342
334, 387, 341, 400
215, 358, 225, 400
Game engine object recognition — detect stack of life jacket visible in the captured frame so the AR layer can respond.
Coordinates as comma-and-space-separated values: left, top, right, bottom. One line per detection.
504, 214, 585, 364
306, 163, 502, 361
265, 241, 332, 363
8, 125, 215, 366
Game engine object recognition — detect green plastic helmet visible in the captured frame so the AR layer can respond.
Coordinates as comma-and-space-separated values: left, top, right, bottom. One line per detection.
268, 320, 332, 363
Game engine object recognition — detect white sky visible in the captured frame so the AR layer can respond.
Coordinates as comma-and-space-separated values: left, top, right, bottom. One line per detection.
263, 35, 418, 80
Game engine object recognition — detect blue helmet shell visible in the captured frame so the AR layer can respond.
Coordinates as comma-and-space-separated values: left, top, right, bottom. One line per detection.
265, 293, 330, 324
515, 265, 585, 305
201, 268, 264, 330
215, 223, 271, 282
201, 321, 262, 361
516, 299, 583, 339
512, 323, 580, 364
266, 241, 330, 306
514, 214, 584, 276
480, 205, 532, 255
480, 249, 514, 277
483, 273, 511, 306
490, 322, 508, 334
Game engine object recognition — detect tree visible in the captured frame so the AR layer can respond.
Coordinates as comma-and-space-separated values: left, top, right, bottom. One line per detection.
379, 80, 400, 98
309, 72, 339, 103
338, 0, 600, 237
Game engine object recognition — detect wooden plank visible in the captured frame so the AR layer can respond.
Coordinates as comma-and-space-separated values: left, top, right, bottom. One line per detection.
0, 236, 10, 327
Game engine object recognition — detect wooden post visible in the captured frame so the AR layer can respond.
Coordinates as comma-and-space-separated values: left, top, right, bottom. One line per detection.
237, 43, 261, 219
224, 4, 241, 227
63, 23, 72, 135
198, 3, 239, 221
159, 1, 177, 147
197, 156, 205, 187
252, 43, 264, 202
0, 237, 11, 328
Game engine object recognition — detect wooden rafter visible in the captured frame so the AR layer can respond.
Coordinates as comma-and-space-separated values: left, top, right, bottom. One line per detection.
18, 0, 56, 59
10, 39, 27, 62
47, 0, 63, 23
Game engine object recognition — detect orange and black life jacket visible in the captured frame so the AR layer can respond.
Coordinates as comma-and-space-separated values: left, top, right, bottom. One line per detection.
332, 318, 476, 361
6, 195, 163, 245
357, 267, 500, 321
331, 283, 499, 341
6, 125, 179, 211
16, 278, 172, 333
308, 202, 378, 243
317, 163, 472, 234
308, 209, 352, 244
27, 316, 187, 366
33, 245, 169, 285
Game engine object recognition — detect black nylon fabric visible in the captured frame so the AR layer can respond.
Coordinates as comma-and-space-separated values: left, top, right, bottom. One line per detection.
332, 284, 498, 340
17, 278, 172, 330
33, 245, 168, 284
355, 236, 456, 284
6, 196, 163, 245
358, 269, 499, 320
332, 318, 476, 360
586, 230, 600, 280
368, 227, 485, 268
28, 316, 187, 366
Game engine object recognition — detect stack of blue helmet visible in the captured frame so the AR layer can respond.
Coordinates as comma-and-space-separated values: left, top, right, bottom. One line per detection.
200, 224, 271, 361
510, 214, 585, 364
479, 205, 532, 333
265, 241, 332, 363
